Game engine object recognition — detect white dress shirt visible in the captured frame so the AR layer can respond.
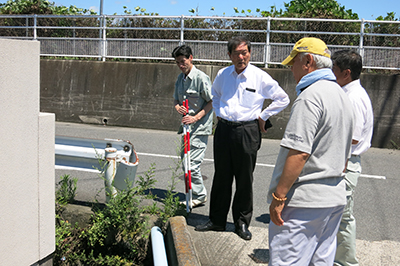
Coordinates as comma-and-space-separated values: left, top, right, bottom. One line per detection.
343, 79, 374, 155
212, 64, 289, 122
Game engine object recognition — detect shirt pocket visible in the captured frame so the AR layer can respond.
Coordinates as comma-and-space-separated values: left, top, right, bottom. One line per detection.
240, 87, 257, 108
186, 89, 201, 111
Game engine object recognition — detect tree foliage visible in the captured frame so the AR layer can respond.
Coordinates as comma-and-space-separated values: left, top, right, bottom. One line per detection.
0, 0, 95, 15
364, 12, 400, 47
226, 0, 398, 46
278, 0, 358, 19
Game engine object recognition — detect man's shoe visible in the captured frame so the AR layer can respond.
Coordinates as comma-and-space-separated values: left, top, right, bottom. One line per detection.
192, 197, 207, 208
195, 220, 225, 232
235, 224, 252, 240
181, 197, 207, 208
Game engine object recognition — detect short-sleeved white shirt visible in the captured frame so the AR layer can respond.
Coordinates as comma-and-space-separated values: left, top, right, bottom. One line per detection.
268, 79, 354, 208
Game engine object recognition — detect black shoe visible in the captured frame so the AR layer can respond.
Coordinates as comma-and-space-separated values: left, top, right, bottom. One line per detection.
195, 220, 225, 232
235, 224, 252, 240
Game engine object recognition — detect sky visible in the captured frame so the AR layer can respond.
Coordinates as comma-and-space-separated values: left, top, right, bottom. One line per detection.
55, 0, 398, 20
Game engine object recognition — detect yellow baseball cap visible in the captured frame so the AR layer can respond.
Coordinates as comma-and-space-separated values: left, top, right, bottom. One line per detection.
281, 37, 330, 66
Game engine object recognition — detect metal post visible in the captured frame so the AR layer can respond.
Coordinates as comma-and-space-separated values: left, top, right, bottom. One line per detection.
102, 14, 107, 61
33, 14, 37, 40
123, 19, 126, 58
359, 19, 365, 60
265, 17, 271, 68
25, 17, 29, 38
105, 147, 118, 202
180, 15, 184, 46
98, 16, 102, 60
73, 20, 76, 56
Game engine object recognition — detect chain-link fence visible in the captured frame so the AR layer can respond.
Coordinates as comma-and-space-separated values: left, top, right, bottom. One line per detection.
0, 14, 399, 70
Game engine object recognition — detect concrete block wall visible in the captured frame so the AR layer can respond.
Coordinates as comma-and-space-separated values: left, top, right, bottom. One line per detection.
40, 59, 399, 149
0, 39, 55, 265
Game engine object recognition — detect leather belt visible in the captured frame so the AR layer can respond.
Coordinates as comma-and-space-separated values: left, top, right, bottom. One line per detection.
219, 118, 258, 126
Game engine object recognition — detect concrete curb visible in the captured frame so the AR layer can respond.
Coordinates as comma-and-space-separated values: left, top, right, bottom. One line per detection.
166, 216, 201, 266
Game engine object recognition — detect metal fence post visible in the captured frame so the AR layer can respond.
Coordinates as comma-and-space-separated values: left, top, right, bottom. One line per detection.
102, 15, 107, 61
359, 19, 365, 60
98, 15, 102, 60
265, 17, 271, 68
73, 19, 76, 56
33, 14, 37, 40
179, 15, 184, 46
25, 17, 29, 38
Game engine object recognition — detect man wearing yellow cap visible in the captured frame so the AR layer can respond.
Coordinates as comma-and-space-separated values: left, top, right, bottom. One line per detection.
267, 37, 354, 265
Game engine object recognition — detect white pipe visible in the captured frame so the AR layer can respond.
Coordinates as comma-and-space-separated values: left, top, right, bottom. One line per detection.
151, 226, 168, 266
105, 147, 118, 202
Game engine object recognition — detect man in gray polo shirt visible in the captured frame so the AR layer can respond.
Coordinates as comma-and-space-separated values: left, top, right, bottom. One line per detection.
267, 37, 354, 265
172, 45, 213, 208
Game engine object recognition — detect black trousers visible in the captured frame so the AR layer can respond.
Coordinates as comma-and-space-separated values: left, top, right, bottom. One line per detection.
209, 119, 261, 228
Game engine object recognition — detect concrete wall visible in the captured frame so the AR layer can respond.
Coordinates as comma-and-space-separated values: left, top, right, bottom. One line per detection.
0, 39, 55, 265
40, 59, 399, 149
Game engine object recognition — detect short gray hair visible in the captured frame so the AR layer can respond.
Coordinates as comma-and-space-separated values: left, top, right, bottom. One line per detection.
299, 52, 332, 69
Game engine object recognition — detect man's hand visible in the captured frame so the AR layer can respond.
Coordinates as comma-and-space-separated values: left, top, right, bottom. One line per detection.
175, 104, 187, 116
182, 115, 199, 125
258, 117, 267, 133
269, 149, 309, 226
269, 198, 285, 226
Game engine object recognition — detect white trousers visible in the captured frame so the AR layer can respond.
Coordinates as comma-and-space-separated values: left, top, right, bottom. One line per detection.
269, 205, 345, 266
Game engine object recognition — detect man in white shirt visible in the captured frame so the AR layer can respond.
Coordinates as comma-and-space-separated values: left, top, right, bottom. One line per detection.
332, 50, 374, 266
195, 36, 289, 240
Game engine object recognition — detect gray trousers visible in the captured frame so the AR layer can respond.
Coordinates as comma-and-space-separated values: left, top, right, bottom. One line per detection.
269, 205, 344, 266
334, 155, 361, 266
181, 134, 208, 201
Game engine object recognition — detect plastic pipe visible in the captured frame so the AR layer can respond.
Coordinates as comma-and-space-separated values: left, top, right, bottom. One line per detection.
151, 226, 168, 266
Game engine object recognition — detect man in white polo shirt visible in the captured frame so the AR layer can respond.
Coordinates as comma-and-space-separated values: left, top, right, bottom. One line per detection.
332, 50, 374, 266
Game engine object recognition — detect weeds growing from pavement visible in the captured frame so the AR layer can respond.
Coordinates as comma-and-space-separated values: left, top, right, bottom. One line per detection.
56, 174, 78, 205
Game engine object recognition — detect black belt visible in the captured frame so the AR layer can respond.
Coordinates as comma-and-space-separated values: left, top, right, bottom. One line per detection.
219, 118, 258, 126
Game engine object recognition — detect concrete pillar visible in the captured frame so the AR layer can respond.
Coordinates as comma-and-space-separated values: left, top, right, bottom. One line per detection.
0, 39, 55, 265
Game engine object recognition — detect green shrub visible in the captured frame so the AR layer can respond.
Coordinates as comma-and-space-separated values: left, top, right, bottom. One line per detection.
54, 162, 184, 265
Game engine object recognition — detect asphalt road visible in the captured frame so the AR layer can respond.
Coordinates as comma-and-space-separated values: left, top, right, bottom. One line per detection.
55, 122, 400, 243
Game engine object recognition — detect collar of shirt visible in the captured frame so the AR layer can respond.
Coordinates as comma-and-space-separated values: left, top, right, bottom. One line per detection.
229, 63, 252, 78
342, 79, 361, 94
183, 65, 197, 81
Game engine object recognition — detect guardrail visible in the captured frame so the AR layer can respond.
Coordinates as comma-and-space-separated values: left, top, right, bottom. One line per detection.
0, 14, 399, 70
55, 135, 139, 201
